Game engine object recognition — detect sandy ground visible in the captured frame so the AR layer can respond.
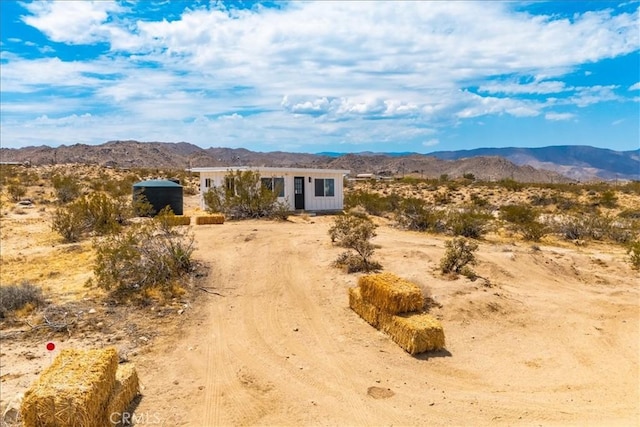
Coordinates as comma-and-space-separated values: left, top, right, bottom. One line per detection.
131, 216, 639, 426
1, 192, 639, 426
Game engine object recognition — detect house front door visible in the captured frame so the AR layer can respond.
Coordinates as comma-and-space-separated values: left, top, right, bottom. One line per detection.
294, 176, 305, 210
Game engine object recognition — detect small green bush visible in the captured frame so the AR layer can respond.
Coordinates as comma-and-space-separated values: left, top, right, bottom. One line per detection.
329, 214, 381, 273
52, 174, 82, 203
500, 204, 547, 241
440, 237, 479, 275
627, 240, 640, 270
89, 220, 195, 300
7, 183, 26, 201
395, 197, 445, 233
0, 282, 44, 318
446, 208, 491, 239
599, 190, 618, 208
203, 170, 288, 219
51, 193, 124, 242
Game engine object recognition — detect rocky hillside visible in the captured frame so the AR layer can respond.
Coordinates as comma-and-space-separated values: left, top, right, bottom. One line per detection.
429, 145, 640, 181
1, 140, 572, 182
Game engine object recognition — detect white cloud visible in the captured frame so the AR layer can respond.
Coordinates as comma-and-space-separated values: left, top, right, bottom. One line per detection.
545, 112, 576, 121
478, 80, 570, 95
423, 139, 440, 147
4, 1, 639, 150
22, 1, 125, 45
630, 82, 640, 91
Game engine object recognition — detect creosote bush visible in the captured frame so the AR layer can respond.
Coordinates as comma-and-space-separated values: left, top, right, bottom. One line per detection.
500, 204, 547, 241
440, 237, 479, 276
52, 174, 82, 204
396, 197, 445, 232
51, 193, 126, 242
89, 218, 195, 301
329, 214, 381, 273
627, 240, 640, 270
0, 282, 44, 318
204, 170, 289, 219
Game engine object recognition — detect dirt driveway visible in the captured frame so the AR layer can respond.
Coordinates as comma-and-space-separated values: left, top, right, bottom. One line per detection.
132, 216, 639, 426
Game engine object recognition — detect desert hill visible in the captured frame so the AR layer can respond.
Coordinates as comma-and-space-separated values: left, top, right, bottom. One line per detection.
429, 145, 640, 181
0, 140, 576, 183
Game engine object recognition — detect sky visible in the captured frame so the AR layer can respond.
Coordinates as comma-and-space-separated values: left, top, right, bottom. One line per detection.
1, 1, 639, 153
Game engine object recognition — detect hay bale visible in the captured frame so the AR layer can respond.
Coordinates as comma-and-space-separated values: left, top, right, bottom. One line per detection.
105, 364, 140, 427
21, 347, 118, 427
380, 312, 445, 355
348, 287, 382, 328
166, 216, 191, 226
358, 272, 424, 314
195, 214, 225, 225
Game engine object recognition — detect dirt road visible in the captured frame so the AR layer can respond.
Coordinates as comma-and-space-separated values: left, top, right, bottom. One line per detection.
133, 217, 639, 426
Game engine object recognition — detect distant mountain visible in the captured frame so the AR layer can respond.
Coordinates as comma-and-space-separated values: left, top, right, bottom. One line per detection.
428, 146, 640, 181
0, 140, 605, 183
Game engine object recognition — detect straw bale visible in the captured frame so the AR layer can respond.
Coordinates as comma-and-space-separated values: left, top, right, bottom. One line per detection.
105, 364, 140, 427
21, 347, 118, 427
348, 287, 382, 328
358, 273, 424, 314
166, 216, 191, 226
380, 312, 445, 355
196, 214, 225, 225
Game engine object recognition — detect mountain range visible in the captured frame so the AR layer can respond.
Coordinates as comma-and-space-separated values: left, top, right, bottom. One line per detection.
1, 141, 638, 182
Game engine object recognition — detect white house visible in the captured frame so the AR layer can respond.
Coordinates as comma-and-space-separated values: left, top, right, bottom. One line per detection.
190, 166, 350, 212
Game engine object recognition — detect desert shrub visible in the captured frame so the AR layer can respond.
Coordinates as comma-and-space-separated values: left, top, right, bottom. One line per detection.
91, 173, 140, 198
433, 191, 451, 205
0, 282, 44, 318
440, 237, 479, 275
395, 197, 445, 232
618, 209, 640, 220
627, 240, 640, 270
446, 208, 491, 239
89, 220, 195, 300
470, 193, 489, 208
599, 190, 618, 208
51, 193, 123, 242
7, 183, 26, 201
204, 170, 288, 219
329, 214, 381, 273
52, 174, 82, 203
345, 189, 398, 216
498, 179, 524, 191
554, 213, 622, 241
500, 204, 547, 241
462, 173, 476, 181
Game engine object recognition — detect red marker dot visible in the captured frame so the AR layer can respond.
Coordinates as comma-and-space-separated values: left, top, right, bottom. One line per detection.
46, 342, 55, 351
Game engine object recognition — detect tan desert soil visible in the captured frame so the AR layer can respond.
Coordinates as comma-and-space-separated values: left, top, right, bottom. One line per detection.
1, 188, 639, 426
129, 216, 639, 426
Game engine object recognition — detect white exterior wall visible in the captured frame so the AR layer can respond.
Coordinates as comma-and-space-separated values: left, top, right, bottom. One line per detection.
193, 167, 349, 212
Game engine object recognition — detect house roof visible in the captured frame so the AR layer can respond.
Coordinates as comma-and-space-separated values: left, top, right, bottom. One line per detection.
189, 166, 350, 174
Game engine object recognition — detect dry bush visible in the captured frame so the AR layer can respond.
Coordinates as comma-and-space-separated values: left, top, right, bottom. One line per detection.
203, 170, 288, 219
500, 204, 547, 241
52, 174, 82, 203
89, 220, 195, 301
51, 193, 126, 242
627, 240, 640, 270
0, 282, 44, 318
7, 183, 26, 201
446, 207, 491, 239
440, 237, 479, 275
395, 197, 445, 233
329, 214, 381, 273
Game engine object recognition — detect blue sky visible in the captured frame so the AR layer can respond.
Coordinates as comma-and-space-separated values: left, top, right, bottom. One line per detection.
1, 1, 638, 153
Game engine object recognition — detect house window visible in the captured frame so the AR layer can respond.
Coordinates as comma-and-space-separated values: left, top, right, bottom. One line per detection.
204, 178, 212, 188
225, 176, 235, 193
314, 178, 334, 197
261, 177, 285, 197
